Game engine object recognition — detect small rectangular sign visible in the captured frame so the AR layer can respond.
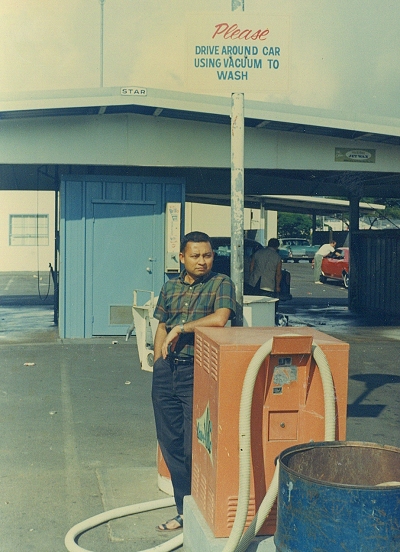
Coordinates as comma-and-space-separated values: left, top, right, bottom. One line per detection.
120, 87, 147, 96
335, 148, 376, 163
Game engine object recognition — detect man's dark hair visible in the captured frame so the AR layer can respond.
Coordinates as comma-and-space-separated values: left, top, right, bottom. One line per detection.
267, 238, 280, 249
180, 231, 212, 253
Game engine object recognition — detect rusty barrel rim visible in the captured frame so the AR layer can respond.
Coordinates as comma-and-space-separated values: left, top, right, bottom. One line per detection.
278, 440, 400, 490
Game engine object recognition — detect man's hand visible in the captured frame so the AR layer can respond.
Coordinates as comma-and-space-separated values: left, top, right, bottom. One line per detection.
161, 325, 181, 359
154, 308, 232, 361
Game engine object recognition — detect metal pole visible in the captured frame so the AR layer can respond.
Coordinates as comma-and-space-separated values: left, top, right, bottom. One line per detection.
99, 0, 105, 87
232, 0, 245, 11
53, 170, 59, 325
349, 193, 360, 233
230, 0, 245, 326
231, 93, 244, 326
259, 203, 266, 245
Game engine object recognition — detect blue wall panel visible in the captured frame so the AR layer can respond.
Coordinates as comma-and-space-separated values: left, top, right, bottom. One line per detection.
59, 175, 184, 338
59, 179, 87, 338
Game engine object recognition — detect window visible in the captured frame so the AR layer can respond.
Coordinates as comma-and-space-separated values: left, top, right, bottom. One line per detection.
9, 214, 49, 246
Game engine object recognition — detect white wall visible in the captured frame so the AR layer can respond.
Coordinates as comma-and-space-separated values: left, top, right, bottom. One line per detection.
1, 113, 398, 173
184, 202, 253, 236
1, 1, 398, 134
185, 203, 278, 244
0, 191, 55, 271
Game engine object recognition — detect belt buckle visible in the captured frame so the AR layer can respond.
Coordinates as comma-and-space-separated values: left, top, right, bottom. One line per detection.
170, 356, 192, 365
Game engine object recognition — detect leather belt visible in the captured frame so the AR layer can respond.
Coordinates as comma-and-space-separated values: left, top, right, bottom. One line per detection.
168, 356, 194, 365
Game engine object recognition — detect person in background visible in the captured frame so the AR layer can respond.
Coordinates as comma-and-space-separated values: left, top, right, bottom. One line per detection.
313, 241, 340, 283
248, 237, 282, 300
152, 231, 236, 532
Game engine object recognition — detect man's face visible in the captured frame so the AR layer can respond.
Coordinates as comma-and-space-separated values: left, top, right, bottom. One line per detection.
179, 241, 214, 281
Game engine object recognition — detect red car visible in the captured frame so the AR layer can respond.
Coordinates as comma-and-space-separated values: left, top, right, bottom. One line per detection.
320, 247, 350, 288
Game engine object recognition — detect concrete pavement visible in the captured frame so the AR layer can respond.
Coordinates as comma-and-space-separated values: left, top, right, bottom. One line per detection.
0, 270, 399, 551
1, 336, 179, 552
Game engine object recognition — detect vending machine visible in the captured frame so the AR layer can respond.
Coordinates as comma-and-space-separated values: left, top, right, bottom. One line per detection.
191, 327, 349, 537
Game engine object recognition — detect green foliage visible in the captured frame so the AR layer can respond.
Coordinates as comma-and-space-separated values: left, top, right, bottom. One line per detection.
363, 197, 400, 223
382, 200, 400, 219
276, 197, 400, 237
278, 212, 313, 238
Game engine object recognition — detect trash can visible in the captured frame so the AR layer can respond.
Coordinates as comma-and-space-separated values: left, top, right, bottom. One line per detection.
275, 441, 400, 552
279, 269, 292, 301
243, 295, 278, 327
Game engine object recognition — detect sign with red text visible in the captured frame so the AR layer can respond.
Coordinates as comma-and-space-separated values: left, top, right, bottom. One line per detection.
186, 13, 290, 93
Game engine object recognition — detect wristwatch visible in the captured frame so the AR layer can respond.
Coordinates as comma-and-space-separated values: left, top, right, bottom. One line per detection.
179, 323, 185, 333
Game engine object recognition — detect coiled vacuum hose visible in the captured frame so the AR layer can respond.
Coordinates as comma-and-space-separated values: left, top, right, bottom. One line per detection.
222, 339, 336, 552
64, 497, 183, 552
65, 339, 336, 552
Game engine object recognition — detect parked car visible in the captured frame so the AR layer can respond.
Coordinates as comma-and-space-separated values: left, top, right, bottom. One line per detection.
320, 247, 349, 288
211, 237, 292, 300
278, 247, 290, 262
279, 238, 319, 263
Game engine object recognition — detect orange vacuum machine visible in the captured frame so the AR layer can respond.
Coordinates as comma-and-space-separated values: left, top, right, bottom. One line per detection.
191, 327, 349, 537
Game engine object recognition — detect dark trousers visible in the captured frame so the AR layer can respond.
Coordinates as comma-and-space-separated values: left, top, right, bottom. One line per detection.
151, 356, 194, 515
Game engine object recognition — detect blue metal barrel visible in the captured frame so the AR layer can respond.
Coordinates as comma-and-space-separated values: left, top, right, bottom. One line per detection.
275, 441, 400, 552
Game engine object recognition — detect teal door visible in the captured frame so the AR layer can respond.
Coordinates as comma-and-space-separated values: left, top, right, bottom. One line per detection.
92, 202, 155, 335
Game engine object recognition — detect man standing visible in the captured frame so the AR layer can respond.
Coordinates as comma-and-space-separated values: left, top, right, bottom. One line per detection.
313, 241, 339, 284
152, 231, 236, 531
248, 237, 282, 298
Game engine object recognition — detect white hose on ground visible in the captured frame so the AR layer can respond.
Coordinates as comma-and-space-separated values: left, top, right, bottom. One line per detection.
222, 338, 337, 552
65, 337, 337, 552
64, 497, 183, 552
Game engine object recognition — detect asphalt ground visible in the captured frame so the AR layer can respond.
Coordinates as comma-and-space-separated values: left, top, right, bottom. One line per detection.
0, 269, 399, 552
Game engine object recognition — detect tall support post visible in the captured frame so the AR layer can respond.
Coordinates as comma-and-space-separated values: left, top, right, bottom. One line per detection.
348, 192, 360, 310
230, 0, 245, 325
53, 167, 60, 324
259, 203, 266, 245
231, 93, 245, 326
99, 0, 105, 87
264, 208, 278, 243
232, 0, 245, 11
349, 191, 360, 252
312, 213, 317, 241
349, 193, 360, 233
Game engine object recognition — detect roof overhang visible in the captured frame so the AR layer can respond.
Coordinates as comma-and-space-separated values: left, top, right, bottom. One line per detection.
0, 86, 399, 146
187, 193, 385, 215
0, 87, 399, 199
250, 195, 385, 215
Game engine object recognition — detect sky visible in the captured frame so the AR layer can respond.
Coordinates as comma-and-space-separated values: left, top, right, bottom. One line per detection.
0, 0, 399, 125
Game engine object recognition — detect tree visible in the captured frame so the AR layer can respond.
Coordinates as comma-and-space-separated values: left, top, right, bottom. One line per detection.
278, 212, 313, 238
376, 198, 400, 220
362, 197, 400, 228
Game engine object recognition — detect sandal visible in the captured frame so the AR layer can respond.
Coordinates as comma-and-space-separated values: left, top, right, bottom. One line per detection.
156, 514, 183, 532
